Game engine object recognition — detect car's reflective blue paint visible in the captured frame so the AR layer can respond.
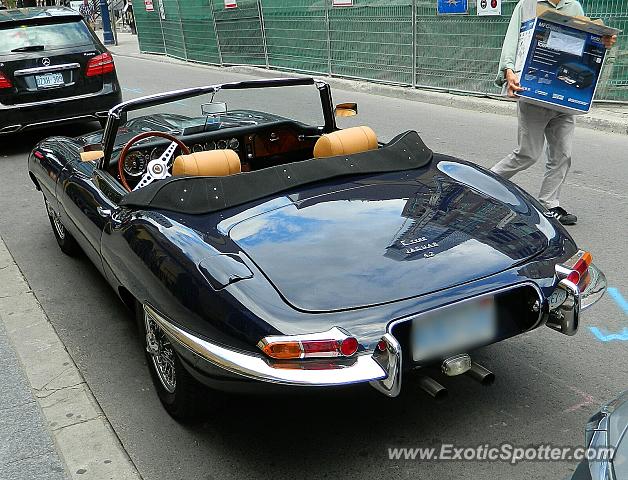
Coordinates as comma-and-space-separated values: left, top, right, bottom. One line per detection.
28, 133, 579, 388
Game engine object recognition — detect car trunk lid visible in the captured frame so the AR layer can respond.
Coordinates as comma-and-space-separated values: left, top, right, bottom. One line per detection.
228, 160, 551, 312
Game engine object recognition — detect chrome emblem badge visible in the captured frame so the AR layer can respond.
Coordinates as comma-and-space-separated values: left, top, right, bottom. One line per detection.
42, 57, 51, 67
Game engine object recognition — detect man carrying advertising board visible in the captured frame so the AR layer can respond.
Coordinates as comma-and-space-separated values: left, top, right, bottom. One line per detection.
492, 0, 617, 225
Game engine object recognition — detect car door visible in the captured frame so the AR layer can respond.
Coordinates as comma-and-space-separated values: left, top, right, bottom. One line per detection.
57, 159, 123, 275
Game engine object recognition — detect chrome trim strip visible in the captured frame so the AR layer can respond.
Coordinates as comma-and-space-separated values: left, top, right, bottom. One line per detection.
368, 282, 544, 397
144, 304, 387, 387
0, 115, 97, 134
14, 63, 81, 76
369, 333, 402, 397
387, 281, 545, 333
580, 263, 607, 311
0, 89, 112, 109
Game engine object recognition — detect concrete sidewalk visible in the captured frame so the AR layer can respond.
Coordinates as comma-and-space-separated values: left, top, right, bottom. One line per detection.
0, 322, 68, 480
0, 237, 141, 480
101, 31, 628, 135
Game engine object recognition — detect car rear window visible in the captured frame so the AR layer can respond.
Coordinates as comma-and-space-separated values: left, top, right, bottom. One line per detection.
0, 20, 94, 55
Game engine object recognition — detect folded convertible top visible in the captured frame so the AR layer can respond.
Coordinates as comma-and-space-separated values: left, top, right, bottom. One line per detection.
119, 130, 433, 214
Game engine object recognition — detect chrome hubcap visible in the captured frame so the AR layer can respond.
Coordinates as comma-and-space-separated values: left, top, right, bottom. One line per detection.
144, 313, 177, 393
46, 200, 65, 240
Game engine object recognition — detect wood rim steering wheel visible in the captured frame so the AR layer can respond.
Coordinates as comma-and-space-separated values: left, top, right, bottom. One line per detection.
118, 131, 191, 192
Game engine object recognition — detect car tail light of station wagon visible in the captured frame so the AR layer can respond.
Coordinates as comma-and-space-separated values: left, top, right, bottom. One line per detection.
86, 52, 115, 77
258, 327, 359, 360
0, 72, 12, 89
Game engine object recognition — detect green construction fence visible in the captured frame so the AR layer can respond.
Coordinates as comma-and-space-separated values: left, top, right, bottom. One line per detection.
132, 0, 628, 101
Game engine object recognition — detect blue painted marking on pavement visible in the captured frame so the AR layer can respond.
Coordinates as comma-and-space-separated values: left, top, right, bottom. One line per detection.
122, 87, 144, 93
589, 326, 628, 342
607, 288, 628, 315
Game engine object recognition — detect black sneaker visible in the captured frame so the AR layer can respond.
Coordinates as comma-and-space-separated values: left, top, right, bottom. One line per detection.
548, 207, 578, 225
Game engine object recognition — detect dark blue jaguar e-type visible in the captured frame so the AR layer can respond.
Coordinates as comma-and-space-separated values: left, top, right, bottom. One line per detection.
28, 77, 607, 419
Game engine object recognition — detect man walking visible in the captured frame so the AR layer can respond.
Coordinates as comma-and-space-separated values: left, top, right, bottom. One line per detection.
492, 0, 616, 225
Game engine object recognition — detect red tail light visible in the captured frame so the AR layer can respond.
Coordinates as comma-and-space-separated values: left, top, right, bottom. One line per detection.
0, 71, 12, 89
257, 328, 360, 360
566, 251, 592, 285
557, 250, 592, 289
86, 52, 115, 77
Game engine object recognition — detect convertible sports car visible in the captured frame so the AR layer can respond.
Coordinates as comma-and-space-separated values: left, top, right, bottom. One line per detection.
28, 77, 607, 419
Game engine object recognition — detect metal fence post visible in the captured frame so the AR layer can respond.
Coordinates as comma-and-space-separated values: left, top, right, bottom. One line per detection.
257, 0, 270, 69
209, 0, 224, 66
412, 0, 416, 88
174, 0, 188, 60
156, 0, 166, 54
325, 0, 332, 76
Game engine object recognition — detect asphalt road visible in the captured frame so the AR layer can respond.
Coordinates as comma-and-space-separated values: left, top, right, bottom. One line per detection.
0, 54, 627, 480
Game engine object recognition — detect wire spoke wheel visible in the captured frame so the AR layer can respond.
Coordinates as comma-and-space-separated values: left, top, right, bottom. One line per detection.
46, 199, 66, 239
144, 314, 177, 394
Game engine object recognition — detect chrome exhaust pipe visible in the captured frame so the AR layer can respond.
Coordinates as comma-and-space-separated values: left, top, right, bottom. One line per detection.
417, 376, 448, 401
0, 124, 23, 134
466, 362, 495, 386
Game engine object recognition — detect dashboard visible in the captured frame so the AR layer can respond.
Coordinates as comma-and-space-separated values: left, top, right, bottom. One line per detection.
121, 135, 242, 178
116, 120, 321, 182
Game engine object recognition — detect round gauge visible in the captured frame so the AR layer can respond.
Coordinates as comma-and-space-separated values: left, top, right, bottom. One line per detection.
206, 141, 216, 150
217, 139, 228, 150
192, 143, 205, 153
228, 138, 240, 150
123, 151, 148, 177
150, 147, 164, 161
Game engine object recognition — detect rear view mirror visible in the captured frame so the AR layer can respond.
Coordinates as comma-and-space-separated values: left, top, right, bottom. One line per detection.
335, 102, 358, 117
201, 102, 227, 116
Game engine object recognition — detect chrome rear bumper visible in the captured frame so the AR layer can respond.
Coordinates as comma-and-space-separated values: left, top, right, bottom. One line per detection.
546, 262, 607, 336
146, 264, 606, 397
145, 304, 388, 387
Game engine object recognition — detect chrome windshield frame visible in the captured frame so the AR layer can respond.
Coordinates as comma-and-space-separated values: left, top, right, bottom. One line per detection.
99, 77, 336, 169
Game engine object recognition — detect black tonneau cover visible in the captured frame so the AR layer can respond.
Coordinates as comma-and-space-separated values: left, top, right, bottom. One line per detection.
119, 130, 432, 214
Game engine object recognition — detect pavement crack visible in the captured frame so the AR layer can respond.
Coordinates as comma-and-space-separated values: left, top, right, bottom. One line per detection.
32, 366, 77, 392
35, 382, 86, 400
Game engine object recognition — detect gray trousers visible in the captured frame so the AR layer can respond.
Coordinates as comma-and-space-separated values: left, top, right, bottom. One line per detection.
491, 101, 576, 209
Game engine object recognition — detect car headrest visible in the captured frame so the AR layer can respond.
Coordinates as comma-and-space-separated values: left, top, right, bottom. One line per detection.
172, 150, 241, 177
313, 126, 378, 158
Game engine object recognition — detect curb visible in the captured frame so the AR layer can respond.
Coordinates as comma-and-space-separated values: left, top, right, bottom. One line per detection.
109, 48, 628, 136
0, 237, 142, 480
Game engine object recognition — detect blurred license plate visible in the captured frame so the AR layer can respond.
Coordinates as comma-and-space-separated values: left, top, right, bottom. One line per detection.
411, 297, 496, 361
36, 73, 64, 88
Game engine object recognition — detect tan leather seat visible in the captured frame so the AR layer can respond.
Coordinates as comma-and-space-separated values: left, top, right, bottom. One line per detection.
313, 126, 378, 158
79, 150, 104, 162
172, 149, 241, 177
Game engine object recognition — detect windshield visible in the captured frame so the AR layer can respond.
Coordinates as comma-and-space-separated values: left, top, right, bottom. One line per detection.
0, 20, 94, 55
116, 83, 325, 145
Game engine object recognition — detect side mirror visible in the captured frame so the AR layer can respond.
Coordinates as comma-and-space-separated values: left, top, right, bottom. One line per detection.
201, 102, 227, 116
335, 102, 358, 117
